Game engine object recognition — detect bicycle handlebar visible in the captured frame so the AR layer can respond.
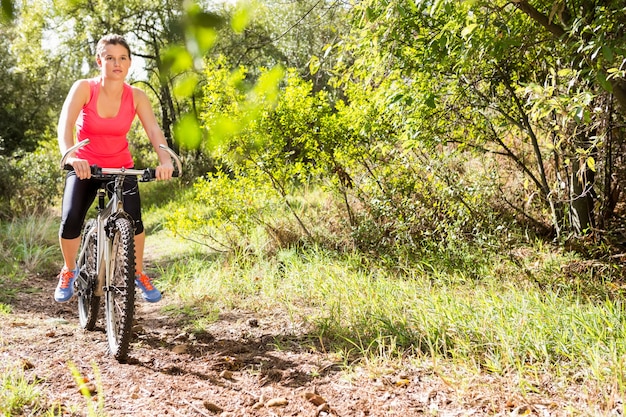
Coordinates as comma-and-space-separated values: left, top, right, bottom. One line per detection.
60, 139, 183, 178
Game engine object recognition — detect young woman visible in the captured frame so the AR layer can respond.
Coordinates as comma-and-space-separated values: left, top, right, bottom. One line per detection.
55, 34, 174, 303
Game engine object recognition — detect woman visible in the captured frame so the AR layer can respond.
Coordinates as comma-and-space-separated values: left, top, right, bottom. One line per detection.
55, 34, 174, 303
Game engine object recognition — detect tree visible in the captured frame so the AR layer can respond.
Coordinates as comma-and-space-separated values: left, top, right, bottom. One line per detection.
210, 0, 349, 92
337, 0, 626, 237
0, 18, 69, 155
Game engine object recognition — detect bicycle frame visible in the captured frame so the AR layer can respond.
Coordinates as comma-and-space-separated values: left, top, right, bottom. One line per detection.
76, 174, 128, 297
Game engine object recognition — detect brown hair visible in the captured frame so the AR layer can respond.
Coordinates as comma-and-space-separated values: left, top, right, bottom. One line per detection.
96, 34, 132, 58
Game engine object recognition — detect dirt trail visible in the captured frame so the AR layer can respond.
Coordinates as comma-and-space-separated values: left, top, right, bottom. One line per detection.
1, 269, 464, 417
2, 242, 602, 417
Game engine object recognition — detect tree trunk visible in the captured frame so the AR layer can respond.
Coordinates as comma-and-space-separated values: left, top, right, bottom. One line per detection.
569, 154, 595, 235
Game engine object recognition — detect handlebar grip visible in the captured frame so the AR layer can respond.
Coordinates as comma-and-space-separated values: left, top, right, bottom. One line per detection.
142, 168, 180, 181
63, 164, 102, 175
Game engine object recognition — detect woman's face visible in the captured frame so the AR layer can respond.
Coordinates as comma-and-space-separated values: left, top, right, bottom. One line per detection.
96, 43, 131, 80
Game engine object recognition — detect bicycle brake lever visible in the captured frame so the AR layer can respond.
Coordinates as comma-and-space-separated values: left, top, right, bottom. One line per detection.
60, 139, 90, 169
143, 169, 156, 181
158, 144, 183, 176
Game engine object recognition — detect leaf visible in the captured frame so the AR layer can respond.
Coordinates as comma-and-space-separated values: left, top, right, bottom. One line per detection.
430, 0, 443, 15
185, 5, 223, 55
1, 0, 14, 22
266, 397, 289, 407
193, 26, 218, 55
231, 4, 251, 34
173, 73, 200, 99
309, 55, 321, 75
596, 71, 613, 93
573, 106, 590, 123
557, 68, 574, 77
186, 5, 223, 29
207, 116, 239, 150
395, 378, 411, 387
323, 44, 333, 59
461, 24, 478, 39
425, 93, 436, 108
586, 156, 596, 172
161, 46, 193, 77
303, 392, 326, 406
174, 113, 203, 150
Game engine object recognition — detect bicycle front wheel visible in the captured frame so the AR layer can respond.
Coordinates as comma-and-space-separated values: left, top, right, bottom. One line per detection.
77, 220, 100, 330
104, 217, 136, 362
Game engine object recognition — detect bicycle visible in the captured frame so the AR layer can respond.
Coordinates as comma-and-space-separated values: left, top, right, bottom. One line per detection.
60, 138, 182, 361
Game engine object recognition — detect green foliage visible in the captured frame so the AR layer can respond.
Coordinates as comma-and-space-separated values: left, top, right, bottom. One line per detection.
169, 54, 508, 262
0, 139, 63, 220
0, 152, 20, 220
0, 22, 66, 155
0, 363, 46, 417
340, 0, 626, 237
8, 141, 64, 218
213, 0, 348, 90
168, 170, 289, 252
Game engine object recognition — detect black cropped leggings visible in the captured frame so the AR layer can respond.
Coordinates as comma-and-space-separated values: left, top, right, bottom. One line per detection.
59, 170, 143, 239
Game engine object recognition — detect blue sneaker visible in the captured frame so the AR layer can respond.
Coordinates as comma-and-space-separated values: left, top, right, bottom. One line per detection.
54, 266, 79, 303
135, 272, 162, 303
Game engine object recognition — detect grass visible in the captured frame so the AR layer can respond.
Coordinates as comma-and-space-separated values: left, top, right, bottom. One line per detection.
0, 363, 52, 417
153, 236, 626, 410
0, 216, 62, 416
0, 360, 96, 417
2, 184, 626, 413
0, 215, 59, 303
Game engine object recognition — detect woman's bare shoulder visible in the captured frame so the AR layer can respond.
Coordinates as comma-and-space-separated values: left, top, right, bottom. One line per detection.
65, 79, 92, 105
131, 86, 151, 108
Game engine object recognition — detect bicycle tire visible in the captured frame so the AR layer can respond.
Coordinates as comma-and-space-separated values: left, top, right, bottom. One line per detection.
77, 220, 100, 330
104, 217, 136, 362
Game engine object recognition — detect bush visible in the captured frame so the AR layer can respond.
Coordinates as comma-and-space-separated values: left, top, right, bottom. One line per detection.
1, 139, 63, 219
166, 170, 290, 254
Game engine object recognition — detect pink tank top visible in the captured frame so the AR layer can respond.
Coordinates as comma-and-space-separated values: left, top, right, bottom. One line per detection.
75, 77, 135, 168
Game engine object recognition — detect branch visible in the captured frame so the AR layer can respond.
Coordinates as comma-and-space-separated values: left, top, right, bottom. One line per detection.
482, 114, 546, 194
511, 0, 626, 113
496, 65, 551, 197
510, 0, 566, 37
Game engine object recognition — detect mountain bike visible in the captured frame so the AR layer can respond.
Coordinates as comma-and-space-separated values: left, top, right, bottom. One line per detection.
60, 139, 182, 361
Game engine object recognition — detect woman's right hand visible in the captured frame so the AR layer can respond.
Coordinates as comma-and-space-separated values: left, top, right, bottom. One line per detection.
67, 156, 92, 179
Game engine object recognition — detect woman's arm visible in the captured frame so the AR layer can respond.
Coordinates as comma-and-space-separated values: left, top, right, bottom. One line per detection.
134, 87, 174, 180
58, 79, 91, 179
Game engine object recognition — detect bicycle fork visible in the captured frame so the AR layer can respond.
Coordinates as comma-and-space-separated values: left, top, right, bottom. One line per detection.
96, 184, 127, 297
93, 192, 109, 297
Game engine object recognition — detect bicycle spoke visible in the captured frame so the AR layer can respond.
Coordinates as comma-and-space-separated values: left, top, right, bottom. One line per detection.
77, 220, 100, 330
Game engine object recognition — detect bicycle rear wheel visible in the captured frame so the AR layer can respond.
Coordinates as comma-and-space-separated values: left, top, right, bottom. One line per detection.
77, 220, 100, 330
104, 217, 136, 362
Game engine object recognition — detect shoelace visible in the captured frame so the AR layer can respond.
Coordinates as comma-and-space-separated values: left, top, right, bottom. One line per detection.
58, 268, 74, 289
136, 273, 154, 291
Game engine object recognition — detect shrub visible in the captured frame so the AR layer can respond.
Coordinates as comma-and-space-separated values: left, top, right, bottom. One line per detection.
166, 170, 290, 254
1, 139, 63, 219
